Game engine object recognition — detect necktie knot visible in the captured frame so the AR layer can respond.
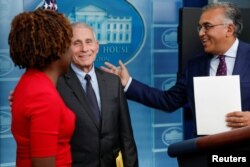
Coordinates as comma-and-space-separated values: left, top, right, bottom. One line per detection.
85, 74, 91, 82
218, 55, 225, 62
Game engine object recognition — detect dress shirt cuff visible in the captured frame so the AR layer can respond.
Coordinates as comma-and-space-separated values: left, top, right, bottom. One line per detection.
124, 77, 132, 92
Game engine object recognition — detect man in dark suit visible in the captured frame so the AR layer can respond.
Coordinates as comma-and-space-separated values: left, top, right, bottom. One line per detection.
101, 2, 250, 138
57, 23, 138, 167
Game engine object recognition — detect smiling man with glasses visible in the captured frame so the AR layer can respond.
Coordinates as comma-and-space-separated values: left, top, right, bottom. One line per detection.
198, 3, 242, 57
101, 2, 250, 138
197, 23, 228, 33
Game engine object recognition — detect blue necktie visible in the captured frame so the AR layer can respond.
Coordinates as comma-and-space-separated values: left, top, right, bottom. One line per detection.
216, 55, 227, 76
85, 74, 100, 124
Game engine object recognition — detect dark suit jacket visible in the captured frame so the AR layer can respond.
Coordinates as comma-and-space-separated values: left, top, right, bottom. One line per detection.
126, 40, 250, 138
57, 67, 138, 167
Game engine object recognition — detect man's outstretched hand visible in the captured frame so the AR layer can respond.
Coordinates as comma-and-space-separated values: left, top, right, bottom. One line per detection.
100, 60, 130, 87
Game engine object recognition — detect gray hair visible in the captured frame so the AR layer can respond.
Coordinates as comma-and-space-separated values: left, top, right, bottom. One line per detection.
202, 2, 243, 37
71, 22, 97, 40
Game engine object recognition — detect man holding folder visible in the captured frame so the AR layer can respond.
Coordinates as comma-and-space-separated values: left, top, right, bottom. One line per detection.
101, 2, 250, 138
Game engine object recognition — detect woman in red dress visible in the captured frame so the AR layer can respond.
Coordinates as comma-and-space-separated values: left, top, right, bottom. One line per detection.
8, 9, 75, 167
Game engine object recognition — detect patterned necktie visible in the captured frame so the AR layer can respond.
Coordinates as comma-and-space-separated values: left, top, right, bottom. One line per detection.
85, 74, 100, 124
216, 55, 227, 76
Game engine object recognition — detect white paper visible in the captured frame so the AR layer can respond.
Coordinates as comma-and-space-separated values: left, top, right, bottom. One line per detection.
193, 75, 241, 135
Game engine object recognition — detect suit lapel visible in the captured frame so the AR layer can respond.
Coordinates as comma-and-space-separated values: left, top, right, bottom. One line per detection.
233, 41, 250, 75
65, 67, 100, 129
95, 69, 109, 129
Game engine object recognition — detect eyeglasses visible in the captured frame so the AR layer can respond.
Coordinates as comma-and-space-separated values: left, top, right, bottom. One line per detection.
197, 23, 226, 33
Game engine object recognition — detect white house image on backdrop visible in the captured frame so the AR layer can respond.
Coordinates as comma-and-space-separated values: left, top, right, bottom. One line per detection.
68, 5, 132, 44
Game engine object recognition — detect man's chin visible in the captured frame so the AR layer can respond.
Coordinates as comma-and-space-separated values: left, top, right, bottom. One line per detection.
203, 47, 211, 54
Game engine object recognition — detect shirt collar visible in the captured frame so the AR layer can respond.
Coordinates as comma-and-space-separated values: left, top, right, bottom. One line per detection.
224, 38, 239, 58
215, 38, 239, 59
71, 63, 96, 80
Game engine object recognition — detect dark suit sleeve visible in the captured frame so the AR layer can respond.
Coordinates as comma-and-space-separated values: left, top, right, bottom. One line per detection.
126, 77, 188, 112
118, 81, 139, 167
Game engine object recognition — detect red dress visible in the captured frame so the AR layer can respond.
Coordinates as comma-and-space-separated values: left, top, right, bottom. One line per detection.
11, 69, 75, 167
